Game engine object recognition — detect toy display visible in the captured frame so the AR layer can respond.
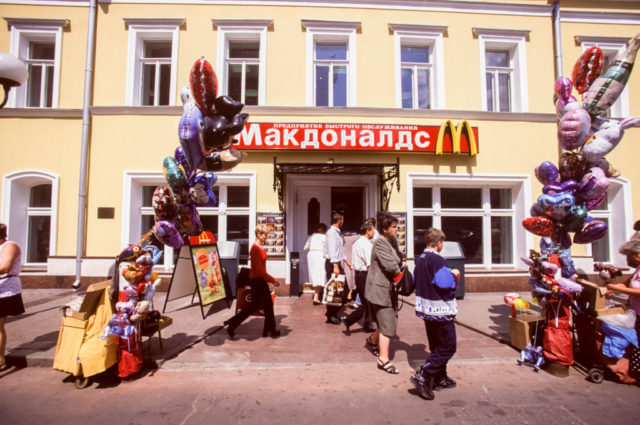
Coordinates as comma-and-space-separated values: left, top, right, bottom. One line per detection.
521, 33, 640, 371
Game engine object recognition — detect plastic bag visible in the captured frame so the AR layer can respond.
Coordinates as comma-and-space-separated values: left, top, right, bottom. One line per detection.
600, 310, 636, 330
322, 274, 346, 307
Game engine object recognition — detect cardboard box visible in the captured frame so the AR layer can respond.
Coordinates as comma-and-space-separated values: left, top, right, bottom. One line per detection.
577, 279, 607, 312
595, 306, 625, 317
509, 313, 544, 350
64, 280, 111, 320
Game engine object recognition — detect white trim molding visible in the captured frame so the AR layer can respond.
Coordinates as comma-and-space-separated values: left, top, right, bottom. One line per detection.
1, 169, 60, 264
213, 18, 272, 106
390, 23, 446, 110
124, 19, 182, 106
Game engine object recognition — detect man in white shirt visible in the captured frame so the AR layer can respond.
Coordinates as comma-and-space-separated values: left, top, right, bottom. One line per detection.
342, 221, 375, 333
324, 213, 352, 324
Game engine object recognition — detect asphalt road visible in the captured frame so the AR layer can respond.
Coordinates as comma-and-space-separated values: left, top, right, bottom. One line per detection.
1, 360, 638, 425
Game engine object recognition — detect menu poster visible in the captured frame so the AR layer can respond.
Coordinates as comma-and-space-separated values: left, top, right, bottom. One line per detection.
390, 212, 407, 255
257, 212, 285, 256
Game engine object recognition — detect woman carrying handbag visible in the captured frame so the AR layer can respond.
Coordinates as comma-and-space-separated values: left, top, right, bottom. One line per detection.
224, 224, 281, 338
364, 213, 404, 374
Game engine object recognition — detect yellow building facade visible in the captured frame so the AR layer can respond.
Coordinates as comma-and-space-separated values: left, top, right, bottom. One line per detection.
1, 0, 639, 293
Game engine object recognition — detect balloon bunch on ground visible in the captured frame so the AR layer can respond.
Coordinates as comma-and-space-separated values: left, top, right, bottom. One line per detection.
523, 33, 640, 301
154, 56, 249, 251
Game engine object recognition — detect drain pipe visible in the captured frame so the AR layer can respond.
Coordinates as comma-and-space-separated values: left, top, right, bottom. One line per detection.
72, 0, 98, 291
552, 0, 563, 79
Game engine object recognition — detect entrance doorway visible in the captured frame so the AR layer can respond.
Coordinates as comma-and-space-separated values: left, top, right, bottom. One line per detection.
288, 175, 377, 291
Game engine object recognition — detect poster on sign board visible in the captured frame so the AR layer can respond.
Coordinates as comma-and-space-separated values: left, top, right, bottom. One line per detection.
257, 212, 285, 256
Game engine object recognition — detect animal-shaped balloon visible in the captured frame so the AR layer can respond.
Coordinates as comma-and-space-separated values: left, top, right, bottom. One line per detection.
557, 107, 591, 151
180, 85, 197, 112
542, 180, 578, 196
556, 276, 583, 293
115, 301, 136, 316
152, 185, 177, 221
594, 262, 623, 282
189, 57, 218, 116
153, 219, 184, 249
581, 117, 639, 166
116, 244, 143, 263
571, 46, 604, 95
561, 204, 587, 232
188, 171, 217, 206
178, 106, 205, 171
518, 342, 545, 372
174, 202, 203, 237
577, 167, 609, 209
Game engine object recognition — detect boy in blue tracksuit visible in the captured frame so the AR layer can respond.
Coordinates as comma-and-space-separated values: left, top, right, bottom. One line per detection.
410, 228, 459, 401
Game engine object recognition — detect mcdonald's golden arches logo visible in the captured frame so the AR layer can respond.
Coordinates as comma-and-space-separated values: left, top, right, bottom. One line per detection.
435, 120, 478, 155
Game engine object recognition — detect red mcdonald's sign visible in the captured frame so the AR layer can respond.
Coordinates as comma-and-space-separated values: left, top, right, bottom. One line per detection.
235, 121, 478, 154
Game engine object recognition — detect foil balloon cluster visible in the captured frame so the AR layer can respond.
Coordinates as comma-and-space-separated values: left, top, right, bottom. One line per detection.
525, 33, 640, 253
151, 57, 249, 249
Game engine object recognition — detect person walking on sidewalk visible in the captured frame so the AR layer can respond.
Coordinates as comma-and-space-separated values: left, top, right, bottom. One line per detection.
410, 227, 459, 400
365, 213, 403, 374
304, 223, 327, 305
224, 224, 281, 338
342, 221, 374, 334
0, 223, 24, 371
324, 213, 352, 325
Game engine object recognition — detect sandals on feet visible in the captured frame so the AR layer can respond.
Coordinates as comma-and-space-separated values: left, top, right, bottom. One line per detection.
366, 336, 379, 356
0, 362, 8, 371
377, 358, 400, 374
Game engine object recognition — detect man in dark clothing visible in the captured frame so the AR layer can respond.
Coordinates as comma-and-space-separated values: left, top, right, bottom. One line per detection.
323, 213, 352, 324
410, 228, 459, 400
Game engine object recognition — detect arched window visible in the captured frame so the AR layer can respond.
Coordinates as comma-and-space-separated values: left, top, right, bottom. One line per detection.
2, 171, 58, 265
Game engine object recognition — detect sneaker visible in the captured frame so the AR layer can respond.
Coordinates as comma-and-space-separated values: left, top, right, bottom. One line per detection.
410, 373, 434, 400
434, 376, 457, 391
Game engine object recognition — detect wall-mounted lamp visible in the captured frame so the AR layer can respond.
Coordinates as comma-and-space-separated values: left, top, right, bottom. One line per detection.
0, 53, 28, 108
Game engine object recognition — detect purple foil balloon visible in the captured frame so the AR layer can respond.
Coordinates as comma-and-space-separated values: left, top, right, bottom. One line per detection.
535, 161, 560, 185
573, 219, 608, 244
543, 180, 578, 195
557, 107, 591, 151
578, 167, 609, 204
153, 220, 184, 249
174, 146, 191, 174
537, 192, 575, 221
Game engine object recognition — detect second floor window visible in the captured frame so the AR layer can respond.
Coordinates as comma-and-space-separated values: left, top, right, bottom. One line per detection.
140, 40, 171, 106
485, 50, 511, 112
226, 40, 260, 105
26, 41, 55, 108
314, 42, 348, 107
401, 45, 431, 109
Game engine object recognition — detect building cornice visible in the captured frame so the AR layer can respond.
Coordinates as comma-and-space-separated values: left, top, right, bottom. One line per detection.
560, 10, 640, 25
4, 17, 70, 29
301, 19, 361, 31
211, 18, 274, 29
123, 17, 185, 27
472, 27, 531, 38
388, 23, 447, 34
574, 35, 632, 45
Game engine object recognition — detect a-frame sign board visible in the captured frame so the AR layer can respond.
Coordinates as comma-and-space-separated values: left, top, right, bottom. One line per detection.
163, 231, 233, 319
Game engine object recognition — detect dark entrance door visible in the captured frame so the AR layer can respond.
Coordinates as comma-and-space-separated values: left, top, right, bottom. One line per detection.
331, 186, 365, 233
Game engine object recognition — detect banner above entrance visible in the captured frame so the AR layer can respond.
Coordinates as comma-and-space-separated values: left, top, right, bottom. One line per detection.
236, 121, 479, 155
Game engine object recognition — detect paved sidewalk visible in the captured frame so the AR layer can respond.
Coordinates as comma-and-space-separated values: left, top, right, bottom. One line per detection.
4, 289, 527, 371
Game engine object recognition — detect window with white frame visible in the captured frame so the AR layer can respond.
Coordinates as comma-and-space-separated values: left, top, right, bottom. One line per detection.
214, 20, 271, 106
6, 18, 66, 108
587, 179, 632, 265
578, 37, 630, 118
303, 20, 359, 107
390, 24, 446, 110
124, 172, 255, 268
2, 171, 59, 265
409, 174, 529, 268
124, 19, 181, 106
475, 28, 529, 113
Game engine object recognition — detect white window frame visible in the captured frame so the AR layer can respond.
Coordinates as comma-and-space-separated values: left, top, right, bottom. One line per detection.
7, 18, 66, 108
302, 19, 359, 107
1, 170, 59, 265
390, 24, 446, 110
585, 178, 633, 266
407, 173, 531, 270
213, 19, 271, 106
578, 36, 630, 118
122, 171, 256, 270
124, 19, 182, 106
474, 28, 529, 113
